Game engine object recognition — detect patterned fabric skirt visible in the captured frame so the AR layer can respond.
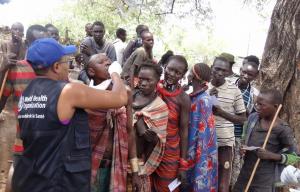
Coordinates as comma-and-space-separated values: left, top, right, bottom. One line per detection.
91, 167, 111, 192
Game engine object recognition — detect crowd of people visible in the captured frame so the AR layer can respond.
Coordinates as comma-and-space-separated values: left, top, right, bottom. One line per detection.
0, 20, 299, 192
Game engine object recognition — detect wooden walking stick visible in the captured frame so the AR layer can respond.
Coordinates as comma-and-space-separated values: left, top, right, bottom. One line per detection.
0, 58, 17, 100
244, 104, 282, 192
0, 69, 9, 100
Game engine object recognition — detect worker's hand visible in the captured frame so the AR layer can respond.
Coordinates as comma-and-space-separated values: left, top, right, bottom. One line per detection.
143, 129, 159, 144
131, 172, 141, 192
108, 61, 122, 77
80, 43, 93, 56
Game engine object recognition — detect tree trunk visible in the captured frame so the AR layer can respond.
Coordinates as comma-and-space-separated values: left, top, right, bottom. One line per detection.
257, 0, 300, 146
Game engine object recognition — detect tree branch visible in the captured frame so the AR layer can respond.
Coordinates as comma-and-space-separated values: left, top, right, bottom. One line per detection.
155, 0, 176, 15
137, 0, 144, 23
170, 0, 176, 12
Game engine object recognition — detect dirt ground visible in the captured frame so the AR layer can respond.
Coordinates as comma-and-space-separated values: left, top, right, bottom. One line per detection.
0, 99, 16, 192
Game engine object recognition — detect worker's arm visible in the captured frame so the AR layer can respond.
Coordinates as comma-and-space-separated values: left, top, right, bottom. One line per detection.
57, 62, 127, 121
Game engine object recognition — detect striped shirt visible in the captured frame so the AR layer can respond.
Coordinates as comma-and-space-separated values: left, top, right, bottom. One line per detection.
208, 81, 246, 147
234, 79, 252, 137
3, 60, 36, 154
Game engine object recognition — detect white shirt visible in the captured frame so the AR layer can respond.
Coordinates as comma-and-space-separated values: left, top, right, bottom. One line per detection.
113, 38, 127, 64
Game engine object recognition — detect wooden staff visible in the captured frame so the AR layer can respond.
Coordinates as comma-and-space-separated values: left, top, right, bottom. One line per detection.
0, 58, 18, 100
0, 69, 9, 100
245, 104, 283, 192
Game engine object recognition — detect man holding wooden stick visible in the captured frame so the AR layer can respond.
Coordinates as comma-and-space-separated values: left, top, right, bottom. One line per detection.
0, 22, 26, 120
0, 25, 48, 164
233, 89, 295, 192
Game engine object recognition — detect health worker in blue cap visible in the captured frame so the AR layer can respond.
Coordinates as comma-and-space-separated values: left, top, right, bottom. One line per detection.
12, 38, 127, 192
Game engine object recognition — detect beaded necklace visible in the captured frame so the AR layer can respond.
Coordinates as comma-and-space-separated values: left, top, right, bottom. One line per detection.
156, 80, 182, 97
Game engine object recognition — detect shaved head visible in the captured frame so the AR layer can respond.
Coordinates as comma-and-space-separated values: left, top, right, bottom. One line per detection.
88, 53, 106, 68
141, 31, 152, 40
11, 22, 24, 30
87, 53, 111, 81
259, 88, 283, 105
11, 22, 24, 41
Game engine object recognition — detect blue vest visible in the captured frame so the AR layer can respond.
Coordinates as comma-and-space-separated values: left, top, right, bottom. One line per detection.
12, 78, 91, 192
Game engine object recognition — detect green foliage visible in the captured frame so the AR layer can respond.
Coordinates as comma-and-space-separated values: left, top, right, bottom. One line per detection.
38, 0, 164, 43
37, 0, 224, 65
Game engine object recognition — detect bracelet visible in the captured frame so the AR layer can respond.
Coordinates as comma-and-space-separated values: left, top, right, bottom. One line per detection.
130, 157, 139, 173
280, 154, 287, 164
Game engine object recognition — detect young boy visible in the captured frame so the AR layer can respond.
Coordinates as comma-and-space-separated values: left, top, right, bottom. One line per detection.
233, 89, 295, 192
209, 57, 247, 192
121, 31, 154, 88
231, 61, 259, 188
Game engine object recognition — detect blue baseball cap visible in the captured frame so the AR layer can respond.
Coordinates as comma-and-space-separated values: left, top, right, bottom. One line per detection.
26, 38, 77, 69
